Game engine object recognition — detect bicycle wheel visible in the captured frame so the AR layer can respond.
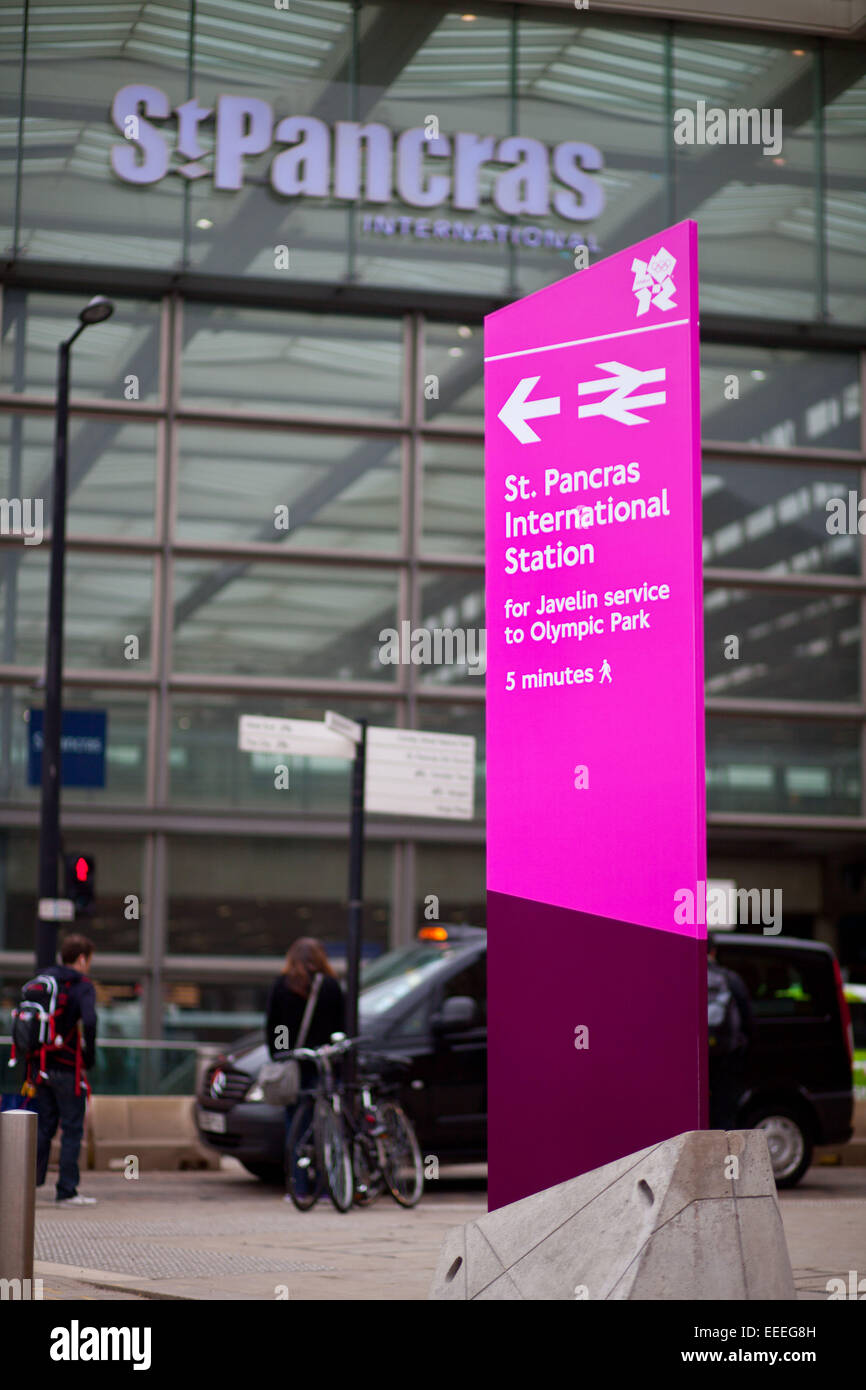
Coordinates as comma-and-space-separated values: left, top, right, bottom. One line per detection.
380, 1101, 424, 1208
285, 1098, 321, 1211
352, 1132, 385, 1207
314, 1097, 354, 1213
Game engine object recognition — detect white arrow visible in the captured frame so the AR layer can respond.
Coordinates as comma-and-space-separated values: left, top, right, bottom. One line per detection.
578, 361, 666, 426
498, 375, 561, 444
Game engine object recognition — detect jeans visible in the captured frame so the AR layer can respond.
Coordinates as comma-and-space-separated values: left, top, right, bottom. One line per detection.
35, 1068, 86, 1201
285, 1096, 315, 1197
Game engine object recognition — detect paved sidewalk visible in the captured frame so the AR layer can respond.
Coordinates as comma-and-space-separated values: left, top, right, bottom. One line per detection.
31, 1161, 865, 1301
34, 1161, 486, 1301
776, 1166, 866, 1300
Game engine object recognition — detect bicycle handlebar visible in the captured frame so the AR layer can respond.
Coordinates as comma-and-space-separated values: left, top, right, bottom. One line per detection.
282, 1037, 411, 1088
284, 1036, 360, 1064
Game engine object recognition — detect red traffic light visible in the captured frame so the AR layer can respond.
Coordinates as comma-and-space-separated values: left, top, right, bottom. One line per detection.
64, 854, 95, 914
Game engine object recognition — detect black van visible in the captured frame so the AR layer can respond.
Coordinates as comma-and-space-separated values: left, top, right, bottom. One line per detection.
712, 932, 854, 1185
195, 926, 853, 1188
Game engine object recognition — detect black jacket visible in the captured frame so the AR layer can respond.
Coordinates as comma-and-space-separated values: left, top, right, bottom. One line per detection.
43, 964, 97, 1071
265, 974, 345, 1060
724, 966, 756, 1046
710, 962, 756, 1054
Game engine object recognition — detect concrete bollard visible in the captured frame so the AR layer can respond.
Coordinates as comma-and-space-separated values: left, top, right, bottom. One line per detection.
0, 1109, 37, 1288
430, 1130, 797, 1301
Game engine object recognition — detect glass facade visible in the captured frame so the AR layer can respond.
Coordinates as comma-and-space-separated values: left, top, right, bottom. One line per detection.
2, 2, 865, 321
1, 0, 866, 1033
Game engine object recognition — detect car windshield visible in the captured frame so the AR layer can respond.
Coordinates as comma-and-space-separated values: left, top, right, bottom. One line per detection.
359, 943, 459, 1019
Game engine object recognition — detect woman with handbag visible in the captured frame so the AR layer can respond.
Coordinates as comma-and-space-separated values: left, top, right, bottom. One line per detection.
262, 937, 345, 1201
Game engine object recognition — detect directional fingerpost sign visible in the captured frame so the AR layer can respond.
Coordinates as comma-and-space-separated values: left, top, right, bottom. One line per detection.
238, 714, 355, 759
325, 710, 362, 744
238, 716, 475, 821
364, 728, 475, 821
238, 712, 475, 1036
485, 221, 706, 1209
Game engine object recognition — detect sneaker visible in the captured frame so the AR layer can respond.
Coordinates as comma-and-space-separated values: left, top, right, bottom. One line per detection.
56, 1195, 97, 1206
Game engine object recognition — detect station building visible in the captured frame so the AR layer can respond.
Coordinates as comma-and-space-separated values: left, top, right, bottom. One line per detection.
0, 0, 865, 1041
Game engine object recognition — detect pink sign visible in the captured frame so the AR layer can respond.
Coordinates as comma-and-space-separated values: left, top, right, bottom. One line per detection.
485, 221, 707, 1210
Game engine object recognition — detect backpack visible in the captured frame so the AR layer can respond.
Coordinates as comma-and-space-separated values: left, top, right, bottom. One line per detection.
707, 962, 746, 1054
9, 973, 82, 1093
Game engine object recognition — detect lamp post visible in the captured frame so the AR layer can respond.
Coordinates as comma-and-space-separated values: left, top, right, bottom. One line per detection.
35, 297, 114, 969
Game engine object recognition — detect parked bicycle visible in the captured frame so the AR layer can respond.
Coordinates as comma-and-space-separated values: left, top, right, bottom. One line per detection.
284, 1035, 423, 1212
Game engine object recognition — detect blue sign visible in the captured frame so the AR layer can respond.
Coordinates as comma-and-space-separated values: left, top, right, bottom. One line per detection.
28, 710, 108, 789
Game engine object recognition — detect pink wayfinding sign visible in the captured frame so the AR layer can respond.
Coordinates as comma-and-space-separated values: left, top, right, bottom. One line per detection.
485, 221, 707, 1210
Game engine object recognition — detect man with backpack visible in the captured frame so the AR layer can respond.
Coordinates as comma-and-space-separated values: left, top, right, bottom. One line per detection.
707, 937, 755, 1130
12, 933, 98, 1206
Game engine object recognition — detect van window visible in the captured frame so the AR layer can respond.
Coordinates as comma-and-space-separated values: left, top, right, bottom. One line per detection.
717, 949, 830, 1019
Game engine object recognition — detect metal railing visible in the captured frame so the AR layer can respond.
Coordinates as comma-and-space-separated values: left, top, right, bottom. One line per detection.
0, 1036, 233, 1098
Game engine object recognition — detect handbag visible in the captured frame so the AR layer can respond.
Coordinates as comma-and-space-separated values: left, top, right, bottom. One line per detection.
258, 973, 324, 1106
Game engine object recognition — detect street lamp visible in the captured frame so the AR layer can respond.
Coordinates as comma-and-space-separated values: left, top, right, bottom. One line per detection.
78, 296, 114, 326
35, 297, 115, 969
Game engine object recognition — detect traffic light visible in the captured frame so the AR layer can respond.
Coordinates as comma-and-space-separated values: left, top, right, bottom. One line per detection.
64, 854, 95, 916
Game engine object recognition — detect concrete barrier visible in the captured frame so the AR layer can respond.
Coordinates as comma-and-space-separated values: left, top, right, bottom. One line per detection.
430, 1129, 796, 1301
36, 1097, 217, 1172
87, 1097, 219, 1171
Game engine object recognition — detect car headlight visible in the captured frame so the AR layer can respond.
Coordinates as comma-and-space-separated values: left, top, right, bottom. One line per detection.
245, 1083, 265, 1102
